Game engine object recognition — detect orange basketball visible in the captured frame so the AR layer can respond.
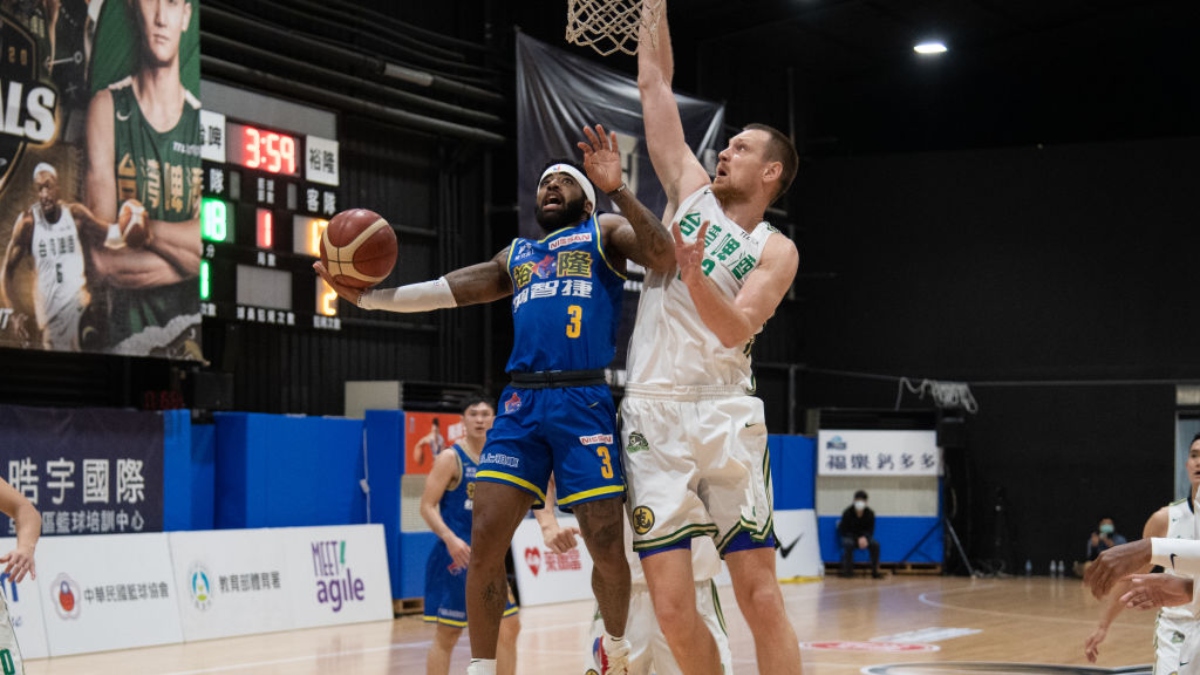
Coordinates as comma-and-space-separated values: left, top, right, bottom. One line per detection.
320, 209, 398, 289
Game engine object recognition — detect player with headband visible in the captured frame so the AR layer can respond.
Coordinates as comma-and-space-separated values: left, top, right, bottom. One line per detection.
315, 124, 678, 675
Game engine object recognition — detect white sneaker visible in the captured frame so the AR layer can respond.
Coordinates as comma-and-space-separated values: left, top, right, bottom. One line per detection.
601, 634, 630, 675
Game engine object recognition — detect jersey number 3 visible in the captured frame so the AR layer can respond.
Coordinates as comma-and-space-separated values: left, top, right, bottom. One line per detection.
597, 446, 613, 479
566, 304, 582, 338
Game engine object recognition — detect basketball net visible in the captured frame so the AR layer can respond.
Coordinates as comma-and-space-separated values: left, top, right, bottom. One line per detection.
565, 0, 662, 56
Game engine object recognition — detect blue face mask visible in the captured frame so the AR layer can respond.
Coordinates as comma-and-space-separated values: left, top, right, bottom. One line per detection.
1099, 523, 1114, 535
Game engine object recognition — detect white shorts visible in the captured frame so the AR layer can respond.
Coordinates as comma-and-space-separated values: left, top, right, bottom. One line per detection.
0, 588, 26, 675
585, 581, 732, 675
41, 300, 84, 351
620, 388, 773, 553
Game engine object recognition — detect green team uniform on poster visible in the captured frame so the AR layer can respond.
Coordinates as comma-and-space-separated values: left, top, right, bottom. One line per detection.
104, 78, 202, 353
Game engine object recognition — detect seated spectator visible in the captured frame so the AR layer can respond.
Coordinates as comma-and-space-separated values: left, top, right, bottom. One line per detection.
1075, 517, 1128, 578
838, 489, 883, 579
1088, 517, 1127, 561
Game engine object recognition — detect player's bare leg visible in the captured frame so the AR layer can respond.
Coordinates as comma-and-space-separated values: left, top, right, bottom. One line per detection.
427, 625, 462, 675
642, 547, 722, 675
574, 496, 632, 672
496, 614, 520, 675
726, 546, 802, 674
465, 482, 535, 666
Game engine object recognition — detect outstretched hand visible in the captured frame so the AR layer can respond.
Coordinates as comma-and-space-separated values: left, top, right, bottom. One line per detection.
1083, 624, 1107, 663
577, 124, 624, 194
0, 546, 36, 584
313, 261, 365, 306
1083, 538, 1152, 599
671, 219, 710, 282
1119, 573, 1194, 610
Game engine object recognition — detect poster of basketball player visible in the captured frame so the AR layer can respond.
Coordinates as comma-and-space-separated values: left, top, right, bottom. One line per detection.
0, 0, 203, 359
404, 412, 464, 475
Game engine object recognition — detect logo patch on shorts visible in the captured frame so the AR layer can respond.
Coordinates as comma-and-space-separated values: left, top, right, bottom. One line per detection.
625, 431, 649, 454
632, 506, 655, 535
579, 433, 613, 445
504, 391, 522, 413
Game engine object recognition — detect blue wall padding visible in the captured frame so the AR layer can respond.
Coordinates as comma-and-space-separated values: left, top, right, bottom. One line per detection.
818, 515, 944, 564
161, 410, 215, 531
364, 410, 405, 599
214, 412, 366, 528
769, 435, 815, 510
187, 423, 215, 530
400, 532, 438, 599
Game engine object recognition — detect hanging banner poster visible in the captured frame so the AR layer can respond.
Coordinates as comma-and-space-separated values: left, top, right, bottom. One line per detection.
0, 0, 203, 358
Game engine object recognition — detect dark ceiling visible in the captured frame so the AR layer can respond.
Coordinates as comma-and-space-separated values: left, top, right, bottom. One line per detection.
505, 0, 1199, 154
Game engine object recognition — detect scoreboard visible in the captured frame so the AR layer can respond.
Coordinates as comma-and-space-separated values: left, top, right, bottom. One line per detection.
197, 109, 345, 330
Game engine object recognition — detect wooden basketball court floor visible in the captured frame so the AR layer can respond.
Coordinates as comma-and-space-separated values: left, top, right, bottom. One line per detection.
23, 575, 1158, 674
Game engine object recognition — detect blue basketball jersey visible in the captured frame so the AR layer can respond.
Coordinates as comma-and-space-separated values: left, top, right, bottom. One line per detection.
439, 444, 476, 543
424, 443, 517, 626
505, 216, 626, 373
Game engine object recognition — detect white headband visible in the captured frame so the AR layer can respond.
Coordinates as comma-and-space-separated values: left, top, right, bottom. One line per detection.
32, 162, 57, 180
540, 163, 596, 209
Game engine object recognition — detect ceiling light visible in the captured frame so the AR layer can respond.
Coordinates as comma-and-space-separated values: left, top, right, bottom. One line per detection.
914, 42, 947, 55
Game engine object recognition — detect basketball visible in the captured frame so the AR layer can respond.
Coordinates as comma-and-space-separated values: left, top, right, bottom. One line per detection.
320, 209, 398, 289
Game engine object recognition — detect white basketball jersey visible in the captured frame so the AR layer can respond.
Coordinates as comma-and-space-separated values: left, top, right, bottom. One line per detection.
31, 204, 86, 329
626, 187, 776, 390
1161, 497, 1200, 621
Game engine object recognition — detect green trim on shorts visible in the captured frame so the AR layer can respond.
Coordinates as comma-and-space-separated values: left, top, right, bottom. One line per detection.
631, 523, 719, 552
716, 515, 775, 553
709, 579, 728, 636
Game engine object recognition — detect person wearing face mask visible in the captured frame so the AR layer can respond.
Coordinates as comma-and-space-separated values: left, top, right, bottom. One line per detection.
838, 490, 883, 579
1087, 517, 1127, 565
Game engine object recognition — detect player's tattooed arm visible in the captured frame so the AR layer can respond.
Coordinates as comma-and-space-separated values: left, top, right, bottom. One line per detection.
442, 247, 514, 306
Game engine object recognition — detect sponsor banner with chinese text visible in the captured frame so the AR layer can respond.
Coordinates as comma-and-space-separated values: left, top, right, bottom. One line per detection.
0, 537, 48, 659
282, 525, 393, 629
168, 529, 292, 641
511, 515, 595, 607
37, 532, 182, 656
0, 405, 163, 536
817, 430, 941, 477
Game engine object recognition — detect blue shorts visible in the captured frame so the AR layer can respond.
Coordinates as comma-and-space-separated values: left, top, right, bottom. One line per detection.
476, 384, 624, 511
423, 541, 517, 627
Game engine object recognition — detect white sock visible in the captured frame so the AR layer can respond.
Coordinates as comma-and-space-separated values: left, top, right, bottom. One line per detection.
467, 658, 497, 675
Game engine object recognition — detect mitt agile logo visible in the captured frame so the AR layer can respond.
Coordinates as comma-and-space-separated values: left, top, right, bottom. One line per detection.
0, 14, 60, 188
312, 539, 366, 613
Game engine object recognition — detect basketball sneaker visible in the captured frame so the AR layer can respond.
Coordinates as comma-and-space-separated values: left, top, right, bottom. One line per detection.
601, 634, 631, 675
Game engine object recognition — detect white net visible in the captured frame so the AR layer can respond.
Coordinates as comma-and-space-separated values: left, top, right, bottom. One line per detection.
896, 377, 979, 414
565, 0, 662, 56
